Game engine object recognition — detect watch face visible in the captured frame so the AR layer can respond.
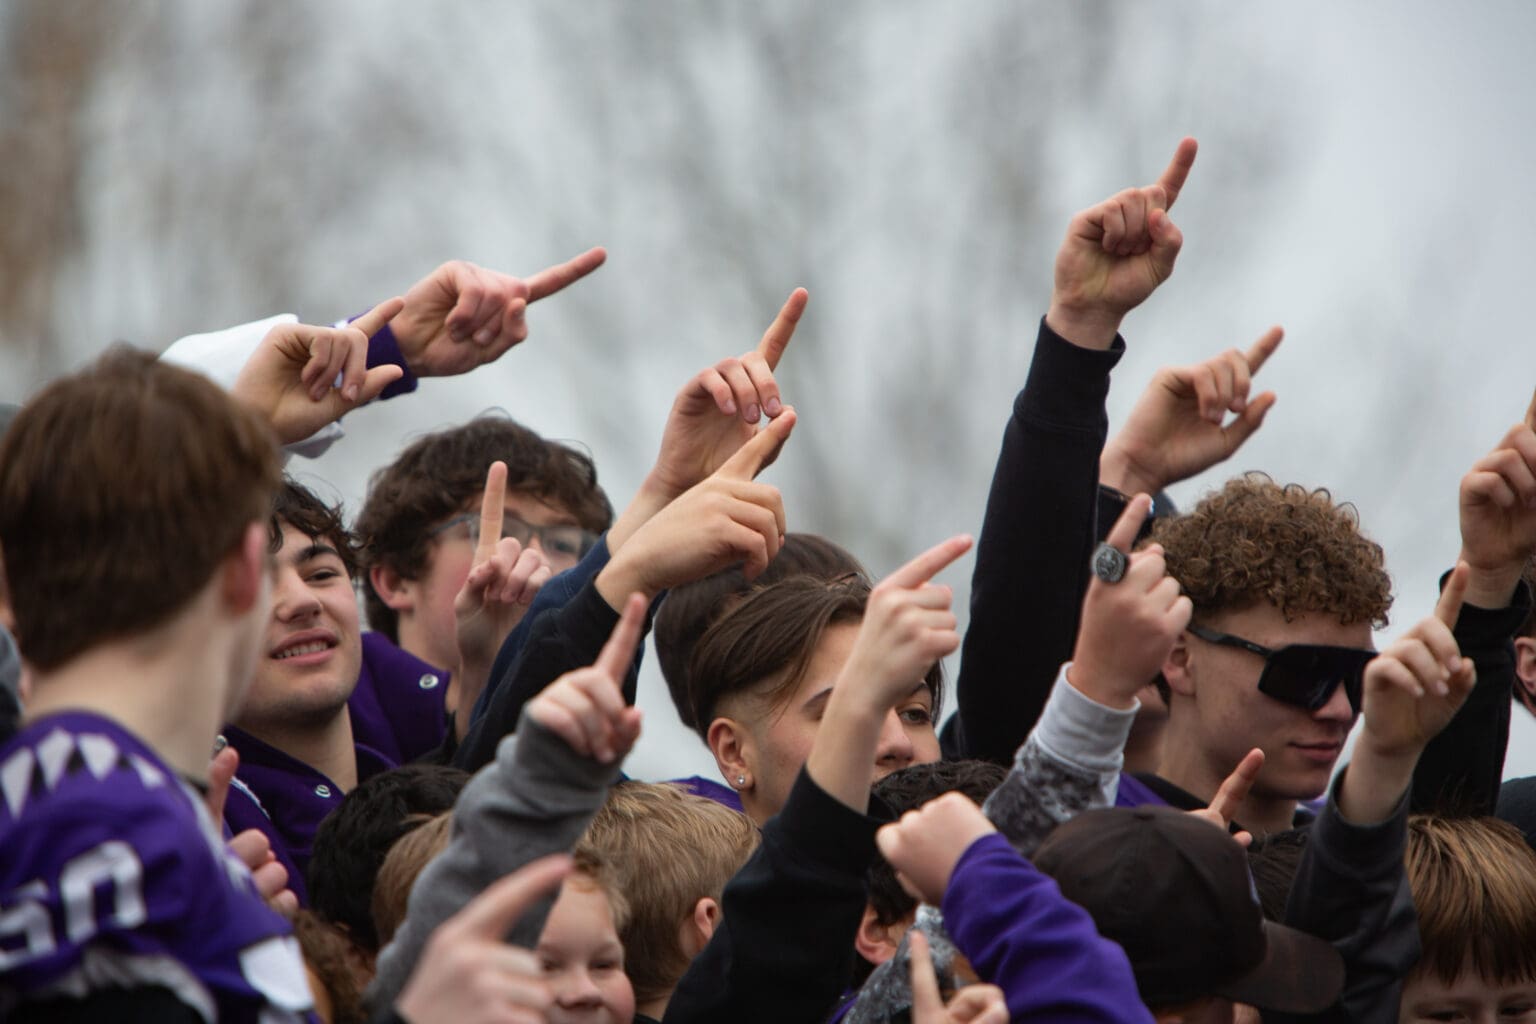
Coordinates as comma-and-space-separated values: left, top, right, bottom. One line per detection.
1092, 544, 1127, 584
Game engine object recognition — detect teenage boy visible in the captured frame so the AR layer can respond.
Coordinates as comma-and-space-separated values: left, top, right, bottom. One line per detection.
0, 349, 313, 1020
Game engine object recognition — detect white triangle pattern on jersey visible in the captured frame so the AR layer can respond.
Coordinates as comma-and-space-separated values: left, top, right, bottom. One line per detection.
0, 746, 34, 818
36, 729, 75, 791
78, 733, 121, 780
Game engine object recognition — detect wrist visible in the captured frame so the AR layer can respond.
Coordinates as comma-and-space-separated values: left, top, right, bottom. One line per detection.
607, 474, 675, 553
1336, 748, 1415, 825
1457, 552, 1522, 609
1099, 446, 1163, 497
1065, 659, 1139, 711
595, 559, 655, 610
1045, 300, 1121, 352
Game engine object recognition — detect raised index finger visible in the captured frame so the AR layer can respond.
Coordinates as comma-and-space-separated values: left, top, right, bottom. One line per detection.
1155, 137, 1198, 212
594, 593, 648, 683
350, 296, 406, 340
718, 407, 797, 481
886, 534, 974, 590
907, 931, 945, 1019
1206, 747, 1264, 827
1434, 561, 1470, 629
452, 854, 572, 941
526, 246, 608, 302
1243, 326, 1284, 375
1102, 493, 1153, 555
756, 288, 809, 371
476, 461, 508, 563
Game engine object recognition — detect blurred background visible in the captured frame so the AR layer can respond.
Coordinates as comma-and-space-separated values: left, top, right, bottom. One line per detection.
4, 0, 1535, 781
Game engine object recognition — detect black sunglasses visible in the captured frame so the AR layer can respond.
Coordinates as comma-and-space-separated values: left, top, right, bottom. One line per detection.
1186, 625, 1376, 712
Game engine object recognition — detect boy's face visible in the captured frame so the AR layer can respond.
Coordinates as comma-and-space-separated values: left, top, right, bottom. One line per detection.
537, 875, 634, 1024
236, 524, 362, 731
1400, 966, 1536, 1023
1175, 603, 1369, 802
402, 488, 584, 672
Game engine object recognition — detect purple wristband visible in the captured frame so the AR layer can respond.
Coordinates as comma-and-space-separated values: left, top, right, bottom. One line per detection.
353, 316, 418, 399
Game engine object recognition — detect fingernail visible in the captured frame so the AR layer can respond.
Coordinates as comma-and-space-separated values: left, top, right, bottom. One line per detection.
746, 403, 760, 423
345, 384, 359, 402
473, 329, 491, 344
723, 399, 737, 414
765, 397, 782, 416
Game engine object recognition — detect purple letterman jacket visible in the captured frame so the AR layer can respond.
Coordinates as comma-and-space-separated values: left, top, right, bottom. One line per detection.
221, 634, 450, 905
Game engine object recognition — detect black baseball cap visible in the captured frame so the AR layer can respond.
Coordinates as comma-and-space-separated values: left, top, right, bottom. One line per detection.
1033, 804, 1343, 1013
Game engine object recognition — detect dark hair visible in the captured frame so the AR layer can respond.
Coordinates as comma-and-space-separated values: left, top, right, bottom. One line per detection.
355, 414, 613, 640
270, 479, 359, 576
1245, 828, 1309, 920
0, 347, 280, 670
306, 764, 469, 952
856, 761, 1007, 985
685, 575, 944, 743
655, 533, 867, 730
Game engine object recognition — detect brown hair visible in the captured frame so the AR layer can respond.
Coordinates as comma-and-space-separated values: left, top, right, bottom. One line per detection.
371, 812, 453, 948
271, 480, 360, 576
579, 782, 759, 1004
1405, 815, 1536, 987
567, 842, 631, 937
1152, 473, 1393, 628
354, 414, 612, 640
654, 533, 867, 730
684, 575, 944, 743
0, 347, 281, 671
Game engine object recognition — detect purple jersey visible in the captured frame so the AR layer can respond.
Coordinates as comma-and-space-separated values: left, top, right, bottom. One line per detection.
0, 712, 314, 1022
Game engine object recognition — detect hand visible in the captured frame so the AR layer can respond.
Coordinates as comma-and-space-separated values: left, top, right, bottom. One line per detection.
910, 931, 1008, 1024
206, 746, 298, 918
389, 250, 606, 378
395, 854, 570, 1024
1046, 138, 1197, 349
876, 791, 996, 907
455, 461, 555, 671
1100, 326, 1283, 496
232, 298, 405, 443
526, 593, 646, 764
1068, 495, 1192, 709
1186, 747, 1262, 847
1457, 393, 1536, 607
837, 536, 972, 713
1358, 563, 1475, 762
596, 410, 795, 604
646, 288, 807, 500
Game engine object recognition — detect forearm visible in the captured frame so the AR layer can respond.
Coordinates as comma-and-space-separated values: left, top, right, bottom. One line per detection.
806, 697, 886, 814
956, 319, 1123, 762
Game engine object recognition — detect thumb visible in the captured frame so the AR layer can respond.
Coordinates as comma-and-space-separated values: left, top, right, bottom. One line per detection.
1435, 561, 1470, 629
756, 288, 809, 371
1101, 493, 1153, 555
908, 930, 946, 1021
1147, 208, 1183, 281
718, 407, 797, 480
451, 854, 572, 941
350, 296, 405, 340
205, 745, 239, 823
1222, 391, 1276, 451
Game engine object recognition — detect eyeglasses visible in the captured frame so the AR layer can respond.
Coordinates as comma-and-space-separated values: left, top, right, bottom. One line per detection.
430, 512, 597, 565
1186, 625, 1376, 712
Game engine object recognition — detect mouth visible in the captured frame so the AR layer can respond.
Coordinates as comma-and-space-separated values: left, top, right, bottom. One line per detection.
1289, 740, 1344, 763
269, 631, 339, 661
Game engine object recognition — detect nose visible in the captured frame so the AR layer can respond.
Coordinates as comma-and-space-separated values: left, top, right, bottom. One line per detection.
873, 707, 916, 772
271, 567, 320, 622
1313, 678, 1355, 724
554, 967, 603, 1008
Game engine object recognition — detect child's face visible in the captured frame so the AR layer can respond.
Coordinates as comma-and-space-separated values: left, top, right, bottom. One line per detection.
1399, 968, 1536, 1024
537, 876, 634, 1024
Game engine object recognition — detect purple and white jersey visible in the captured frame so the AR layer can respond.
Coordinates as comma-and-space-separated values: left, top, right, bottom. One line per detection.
0, 711, 314, 1022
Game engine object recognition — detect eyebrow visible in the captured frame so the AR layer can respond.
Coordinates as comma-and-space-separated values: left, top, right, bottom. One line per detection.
799, 680, 932, 715
290, 542, 343, 567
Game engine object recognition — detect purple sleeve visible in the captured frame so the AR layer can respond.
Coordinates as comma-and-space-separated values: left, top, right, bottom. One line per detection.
362, 321, 418, 399
942, 833, 1153, 1024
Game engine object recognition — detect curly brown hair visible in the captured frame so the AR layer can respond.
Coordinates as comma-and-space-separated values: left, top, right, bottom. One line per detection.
355, 414, 613, 640
1150, 473, 1392, 628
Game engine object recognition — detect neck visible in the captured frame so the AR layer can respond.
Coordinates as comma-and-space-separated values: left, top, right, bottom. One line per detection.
24, 610, 237, 782
396, 617, 452, 678
1122, 714, 1166, 776
1156, 730, 1297, 837
238, 708, 358, 792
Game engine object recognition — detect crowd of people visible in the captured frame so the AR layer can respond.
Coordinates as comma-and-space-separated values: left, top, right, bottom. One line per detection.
4, 137, 1536, 1023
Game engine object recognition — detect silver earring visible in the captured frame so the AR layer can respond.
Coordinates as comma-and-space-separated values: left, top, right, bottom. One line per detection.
736, 775, 746, 787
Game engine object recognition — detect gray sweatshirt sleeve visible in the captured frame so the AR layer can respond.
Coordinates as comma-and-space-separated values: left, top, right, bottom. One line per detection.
367, 709, 619, 1009
983, 663, 1137, 857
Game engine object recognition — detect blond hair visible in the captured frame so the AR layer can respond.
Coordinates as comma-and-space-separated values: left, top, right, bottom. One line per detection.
578, 782, 759, 1003
371, 813, 452, 948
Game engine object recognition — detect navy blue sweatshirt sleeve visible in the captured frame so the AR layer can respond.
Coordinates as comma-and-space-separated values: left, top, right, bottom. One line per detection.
956, 319, 1124, 762
943, 833, 1152, 1023
1412, 577, 1532, 816
663, 769, 889, 1024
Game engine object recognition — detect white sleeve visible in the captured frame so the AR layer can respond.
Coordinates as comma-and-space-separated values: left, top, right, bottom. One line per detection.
160, 314, 343, 461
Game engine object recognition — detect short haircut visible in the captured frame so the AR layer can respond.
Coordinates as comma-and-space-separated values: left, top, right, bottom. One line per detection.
685, 575, 945, 743
1152, 473, 1393, 629
306, 764, 469, 952
577, 782, 759, 1005
371, 812, 452, 949
292, 909, 365, 1024
271, 479, 359, 576
654, 533, 867, 730
354, 414, 614, 640
568, 842, 632, 937
0, 347, 280, 671
1406, 814, 1536, 987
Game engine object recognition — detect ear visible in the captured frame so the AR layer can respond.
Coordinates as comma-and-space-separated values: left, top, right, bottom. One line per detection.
706, 716, 752, 791
221, 523, 269, 615
854, 904, 903, 967
1515, 637, 1536, 699
369, 564, 417, 613
677, 897, 721, 959
1163, 633, 1196, 699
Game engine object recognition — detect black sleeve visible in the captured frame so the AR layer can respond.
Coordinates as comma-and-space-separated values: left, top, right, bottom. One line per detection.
663, 770, 890, 1024
1412, 577, 1532, 817
955, 318, 1124, 763
453, 579, 641, 772
12, 989, 205, 1023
